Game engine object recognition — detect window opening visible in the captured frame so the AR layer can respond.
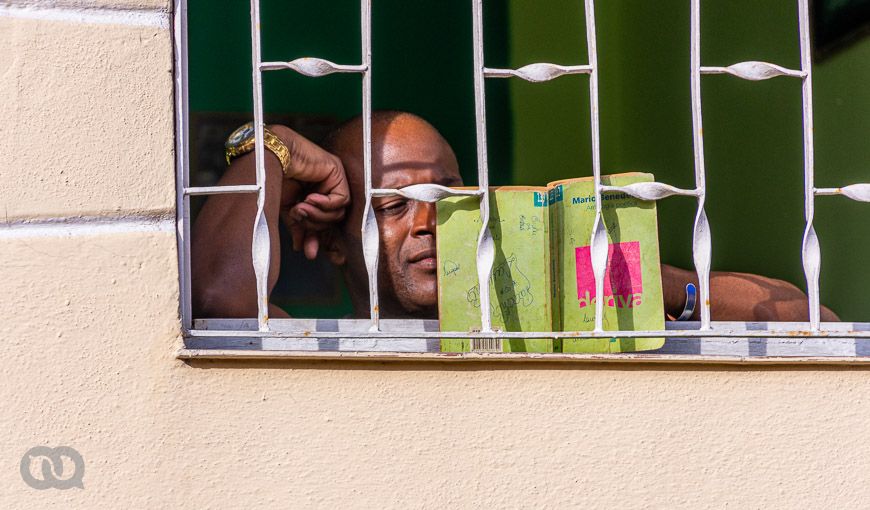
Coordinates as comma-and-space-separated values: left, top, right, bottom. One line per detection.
175, 0, 870, 360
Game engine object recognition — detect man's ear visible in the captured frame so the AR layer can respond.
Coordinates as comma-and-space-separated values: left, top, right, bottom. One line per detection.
322, 228, 347, 266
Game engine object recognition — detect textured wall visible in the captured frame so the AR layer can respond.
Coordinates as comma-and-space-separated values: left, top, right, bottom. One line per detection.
3, 2, 870, 508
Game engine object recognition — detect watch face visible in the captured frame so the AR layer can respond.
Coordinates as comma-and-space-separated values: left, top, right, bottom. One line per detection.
226, 121, 254, 149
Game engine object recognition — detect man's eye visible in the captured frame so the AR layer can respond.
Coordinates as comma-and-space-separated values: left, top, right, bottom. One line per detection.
377, 201, 407, 215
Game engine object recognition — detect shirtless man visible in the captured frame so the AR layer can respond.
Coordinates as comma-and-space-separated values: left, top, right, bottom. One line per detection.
192, 111, 838, 322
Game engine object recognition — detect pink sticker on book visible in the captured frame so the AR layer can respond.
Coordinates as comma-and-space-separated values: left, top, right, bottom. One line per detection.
575, 241, 643, 308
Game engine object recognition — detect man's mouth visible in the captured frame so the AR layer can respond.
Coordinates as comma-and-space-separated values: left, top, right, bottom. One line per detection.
408, 249, 437, 270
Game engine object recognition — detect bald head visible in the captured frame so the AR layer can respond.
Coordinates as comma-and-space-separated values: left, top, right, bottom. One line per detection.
319, 111, 463, 319
321, 110, 458, 187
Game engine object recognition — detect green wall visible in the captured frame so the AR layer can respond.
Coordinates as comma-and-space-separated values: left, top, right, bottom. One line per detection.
511, 0, 870, 321
189, 0, 512, 186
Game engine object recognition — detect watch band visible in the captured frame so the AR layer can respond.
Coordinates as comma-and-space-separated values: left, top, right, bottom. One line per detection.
676, 283, 697, 321
225, 122, 294, 177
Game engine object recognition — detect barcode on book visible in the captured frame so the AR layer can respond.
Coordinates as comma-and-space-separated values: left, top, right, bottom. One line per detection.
470, 338, 503, 352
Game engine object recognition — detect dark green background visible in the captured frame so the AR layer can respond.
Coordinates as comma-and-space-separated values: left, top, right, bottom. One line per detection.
190, 0, 870, 321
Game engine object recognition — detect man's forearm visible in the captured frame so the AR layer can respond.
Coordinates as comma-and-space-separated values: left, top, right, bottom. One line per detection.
662, 264, 839, 322
190, 148, 293, 318
190, 123, 350, 319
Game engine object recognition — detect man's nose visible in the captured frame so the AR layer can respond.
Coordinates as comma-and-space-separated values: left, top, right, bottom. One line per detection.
410, 200, 436, 237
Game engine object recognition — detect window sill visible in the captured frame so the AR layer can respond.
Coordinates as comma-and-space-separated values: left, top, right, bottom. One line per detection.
178, 320, 870, 364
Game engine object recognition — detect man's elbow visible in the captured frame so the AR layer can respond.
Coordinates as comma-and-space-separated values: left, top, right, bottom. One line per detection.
192, 282, 257, 319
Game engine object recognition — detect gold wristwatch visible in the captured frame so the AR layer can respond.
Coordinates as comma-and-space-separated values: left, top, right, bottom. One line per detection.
225, 122, 293, 177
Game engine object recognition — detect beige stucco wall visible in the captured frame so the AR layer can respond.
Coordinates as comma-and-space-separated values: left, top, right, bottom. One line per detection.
3, 2, 870, 508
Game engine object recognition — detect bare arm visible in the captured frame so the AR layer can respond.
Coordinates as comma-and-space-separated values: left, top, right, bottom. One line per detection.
191, 125, 349, 318
662, 264, 839, 322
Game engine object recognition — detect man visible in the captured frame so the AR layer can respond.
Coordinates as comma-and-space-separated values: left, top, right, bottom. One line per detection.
192, 111, 838, 322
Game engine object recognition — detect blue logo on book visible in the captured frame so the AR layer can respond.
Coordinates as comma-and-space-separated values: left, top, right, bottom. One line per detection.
533, 192, 548, 207
548, 186, 563, 205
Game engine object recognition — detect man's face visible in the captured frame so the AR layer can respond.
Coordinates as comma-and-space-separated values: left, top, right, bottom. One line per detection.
338, 116, 463, 318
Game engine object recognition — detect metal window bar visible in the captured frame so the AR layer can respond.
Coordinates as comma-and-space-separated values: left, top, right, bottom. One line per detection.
596, 0, 823, 332
174, 0, 192, 332
176, 0, 870, 357
694, 0, 820, 330
470, 0, 606, 350
175, 0, 612, 344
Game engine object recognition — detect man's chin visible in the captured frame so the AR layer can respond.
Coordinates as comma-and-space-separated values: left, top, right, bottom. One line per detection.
402, 285, 438, 319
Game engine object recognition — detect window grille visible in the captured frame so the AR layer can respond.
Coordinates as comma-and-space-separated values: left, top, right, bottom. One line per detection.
175, 0, 870, 362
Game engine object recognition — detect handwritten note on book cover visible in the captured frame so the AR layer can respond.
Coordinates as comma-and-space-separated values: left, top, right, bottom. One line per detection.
436, 187, 554, 353
436, 174, 665, 353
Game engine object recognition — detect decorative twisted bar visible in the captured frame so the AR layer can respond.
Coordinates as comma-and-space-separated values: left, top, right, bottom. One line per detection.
797, 0, 820, 330
174, 0, 192, 331
184, 185, 260, 196
802, 224, 821, 325
583, 0, 607, 333
259, 58, 367, 76
692, 204, 712, 318
471, 0, 496, 340
370, 184, 481, 201
484, 63, 592, 82
248, 0, 271, 331
359, 0, 378, 330
816, 184, 870, 202
690, 0, 712, 328
701, 61, 805, 81
247, 2, 373, 330
600, 182, 699, 201
696, 0, 820, 329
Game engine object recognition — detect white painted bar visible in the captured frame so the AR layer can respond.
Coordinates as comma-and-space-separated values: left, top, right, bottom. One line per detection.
700, 62, 805, 80
249, 0, 271, 332
173, 0, 192, 331
184, 185, 260, 196
484, 63, 592, 82
259, 59, 367, 75
370, 185, 481, 201
798, 0, 821, 331
690, 0, 712, 329
187, 325, 870, 339
816, 185, 870, 201
184, 320, 870, 361
583, 0, 608, 333
600, 183, 700, 200
359, 0, 379, 331
470, 0, 495, 338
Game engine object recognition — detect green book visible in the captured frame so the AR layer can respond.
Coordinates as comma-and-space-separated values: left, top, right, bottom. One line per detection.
436, 187, 554, 353
549, 173, 665, 352
436, 173, 665, 353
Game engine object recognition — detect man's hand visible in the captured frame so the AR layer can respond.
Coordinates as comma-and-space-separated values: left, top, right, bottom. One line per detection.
269, 125, 350, 261
192, 124, 350, 318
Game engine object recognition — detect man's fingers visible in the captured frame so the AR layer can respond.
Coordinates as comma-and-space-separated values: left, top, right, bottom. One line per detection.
309, 157, 351, 209
303, 233, 319, 260
290, 202, 345, 226
288, 223, 304, 252
286, 150, 350, 210
304, 190, 349, 212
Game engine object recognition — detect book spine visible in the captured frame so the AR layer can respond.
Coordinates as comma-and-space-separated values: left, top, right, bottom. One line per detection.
548, 185, 563, 352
